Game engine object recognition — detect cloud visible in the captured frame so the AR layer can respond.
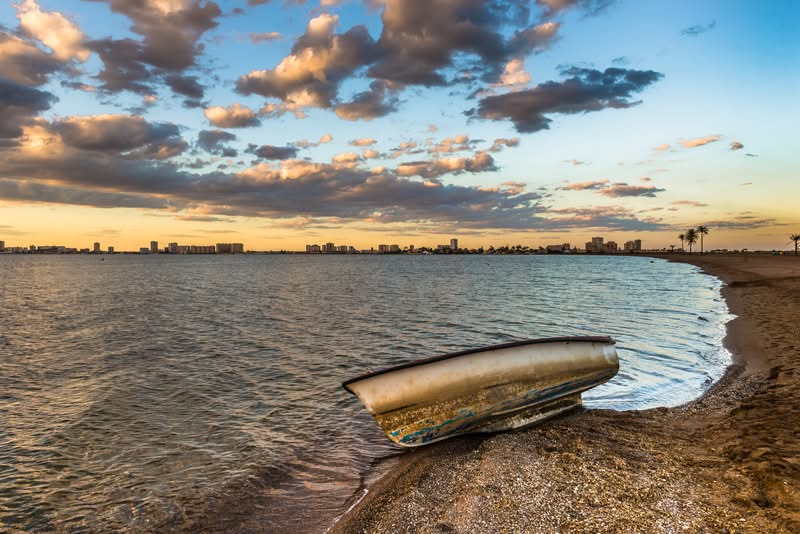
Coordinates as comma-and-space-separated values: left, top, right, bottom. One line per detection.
247, 144, 299, 160
562, 177, 664, 197
681, 20, 716, 37
489, 137, 519, 152
0, 78, 57, 138
0, 132, 677, 234
472, 66, 663, 133
653, 143, 670, 151
237, 1, 563, 117
15, 0, 89, 62
535, 0, 616, 18
396, 151, 495, 178
236, 13, 377, 110
249, 32, 282, 44
349, 138, 377, 146
334, 81, 398, 121
561, 179, 609, 191
332, 151, 360, 164
52, 114, 183, 154
60, 81, 97, 93
704, 217, 781, 230
369, 1, 557, 87
174, 214, 231, 222
598, 183, 664, 197
95, 0, 221, 69
428, 135, 471, 154
294, 133, 333, 148
680, 134, 720, 148
362, 148, 380, 159
671, 200, 708, 207
730, 141, 744, 151
198, 130, 237, 157
85, 0, 222, 97
0, 178, 174, 209
544, 204, 668, 231
495, 58, 531, 88
165, 74, 205, 100
0, 31, 66, 86
204, 103, 261, 128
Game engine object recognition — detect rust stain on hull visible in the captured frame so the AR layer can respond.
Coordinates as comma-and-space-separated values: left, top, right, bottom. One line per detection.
344, 337, 619, 447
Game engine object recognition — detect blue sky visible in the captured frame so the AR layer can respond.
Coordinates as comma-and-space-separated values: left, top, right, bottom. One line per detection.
0, 0, 797, 250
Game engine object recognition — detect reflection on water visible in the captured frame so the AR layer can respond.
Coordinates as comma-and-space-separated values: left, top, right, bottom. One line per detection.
0, 254, 730, 532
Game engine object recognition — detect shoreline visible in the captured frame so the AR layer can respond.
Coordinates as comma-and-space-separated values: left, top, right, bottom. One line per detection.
332, 254, 800, 532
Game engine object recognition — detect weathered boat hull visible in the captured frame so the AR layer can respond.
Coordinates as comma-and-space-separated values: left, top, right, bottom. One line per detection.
343, 337, 618, 447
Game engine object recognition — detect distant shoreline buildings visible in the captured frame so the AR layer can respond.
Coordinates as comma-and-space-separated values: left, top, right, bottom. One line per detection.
4, 235, 759, 256
302, 236, 644, 255
0, 241, 245, 254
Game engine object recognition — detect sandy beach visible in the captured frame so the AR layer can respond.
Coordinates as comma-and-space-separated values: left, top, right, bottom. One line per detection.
333, 254, 800, 533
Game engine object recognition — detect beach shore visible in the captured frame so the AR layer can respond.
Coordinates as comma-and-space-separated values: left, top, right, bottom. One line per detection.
332, 254, 800, 533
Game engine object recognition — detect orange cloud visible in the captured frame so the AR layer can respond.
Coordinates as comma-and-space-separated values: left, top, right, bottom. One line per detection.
680, 135, 721, 148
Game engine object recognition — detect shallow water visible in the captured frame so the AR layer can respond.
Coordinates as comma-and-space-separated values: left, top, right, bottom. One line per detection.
0, 254, 731, 532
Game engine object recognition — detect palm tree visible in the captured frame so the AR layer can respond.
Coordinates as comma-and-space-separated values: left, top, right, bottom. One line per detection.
790, 233, 800, 256
696, 225, 710, 254
685, 228, 698, 253
678, 233, 685, 252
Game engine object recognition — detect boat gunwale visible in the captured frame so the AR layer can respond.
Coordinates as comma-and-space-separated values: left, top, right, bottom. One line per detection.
342, 336, 616, 393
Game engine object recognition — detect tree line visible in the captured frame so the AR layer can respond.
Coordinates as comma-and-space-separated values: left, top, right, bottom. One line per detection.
677, 225, 710, 253
677, 227, 800, 255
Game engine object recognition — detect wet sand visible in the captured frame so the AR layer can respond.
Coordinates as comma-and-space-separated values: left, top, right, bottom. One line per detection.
332, 254, 800, 533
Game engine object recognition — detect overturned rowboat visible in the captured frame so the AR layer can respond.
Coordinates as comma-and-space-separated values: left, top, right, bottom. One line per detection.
343, 336, 618, 447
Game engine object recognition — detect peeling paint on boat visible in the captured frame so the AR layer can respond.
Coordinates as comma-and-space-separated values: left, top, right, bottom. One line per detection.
343, 337, 619, 447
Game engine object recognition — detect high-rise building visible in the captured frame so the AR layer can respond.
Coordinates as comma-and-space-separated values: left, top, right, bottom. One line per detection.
623, 239, 643, 252
378, 244, 389, 253
591, 236, 604, 250
216, 243, 244, 254
0, 240, 5, 251
108, 246, 115, 254
150, 241, 159, 253
93, 242, 101, 253
168, 242, 178, 254
450, 238, 458, 251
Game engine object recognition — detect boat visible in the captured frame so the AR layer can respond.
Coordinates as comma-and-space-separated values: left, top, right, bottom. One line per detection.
343, 336, 618, 447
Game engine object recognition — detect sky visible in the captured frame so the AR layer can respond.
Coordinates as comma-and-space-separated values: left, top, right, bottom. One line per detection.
0, 0, 797, 251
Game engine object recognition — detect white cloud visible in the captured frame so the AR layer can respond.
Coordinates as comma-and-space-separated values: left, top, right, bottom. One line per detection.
15, 0, 89, 62
204, 103, 260, 128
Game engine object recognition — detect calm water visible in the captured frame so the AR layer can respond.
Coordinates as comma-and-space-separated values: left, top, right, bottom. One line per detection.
0, 254, 731, 532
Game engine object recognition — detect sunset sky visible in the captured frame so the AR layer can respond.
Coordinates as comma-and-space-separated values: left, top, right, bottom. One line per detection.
0, 0, 797, 251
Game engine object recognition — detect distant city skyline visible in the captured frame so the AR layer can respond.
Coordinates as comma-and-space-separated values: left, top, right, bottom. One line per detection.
0, 1, 797, 251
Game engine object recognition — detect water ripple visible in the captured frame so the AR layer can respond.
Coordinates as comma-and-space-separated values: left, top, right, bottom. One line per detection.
0, 255, 731, 532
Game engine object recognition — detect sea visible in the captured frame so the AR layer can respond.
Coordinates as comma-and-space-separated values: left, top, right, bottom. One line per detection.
0, 254, 732, 532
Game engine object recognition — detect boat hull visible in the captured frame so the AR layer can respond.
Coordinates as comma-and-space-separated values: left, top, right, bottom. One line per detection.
343, 337, 618, 447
